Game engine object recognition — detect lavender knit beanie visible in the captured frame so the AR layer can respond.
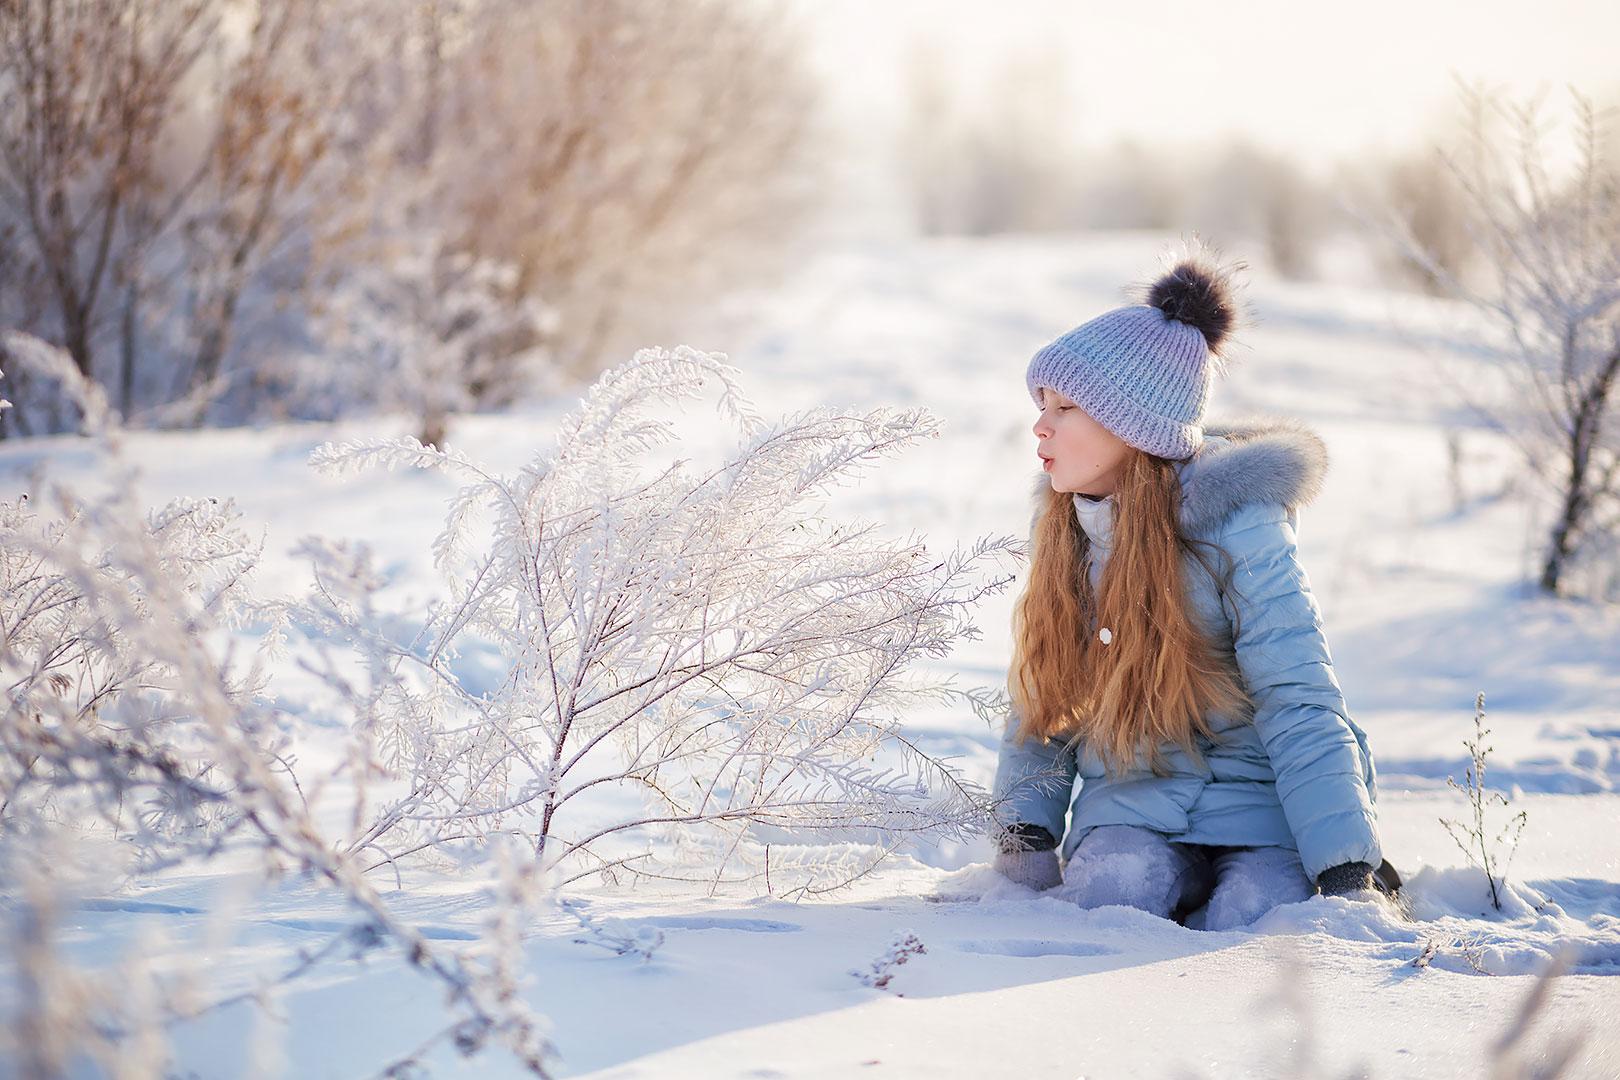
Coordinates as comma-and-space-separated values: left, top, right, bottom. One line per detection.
1026, 241, 1248, 461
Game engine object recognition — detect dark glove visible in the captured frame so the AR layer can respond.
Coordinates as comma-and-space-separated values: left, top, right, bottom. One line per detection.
991, 823, 1062, 891
1316, 860, 1380, 897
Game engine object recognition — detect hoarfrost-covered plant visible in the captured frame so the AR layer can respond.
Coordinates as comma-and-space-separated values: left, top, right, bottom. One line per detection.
0, 483, 278, 858
0, 335, 559, 1077
1, 331, 280, 855
306, 345, 1016, 898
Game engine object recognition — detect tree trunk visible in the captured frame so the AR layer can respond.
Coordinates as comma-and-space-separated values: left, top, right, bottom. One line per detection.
119, 276, 139, 422
1540, 346, 1620, 594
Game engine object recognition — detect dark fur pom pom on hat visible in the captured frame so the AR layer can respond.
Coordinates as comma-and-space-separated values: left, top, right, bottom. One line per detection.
1025, 236, 1251, 457
1141, 250, 1244, 356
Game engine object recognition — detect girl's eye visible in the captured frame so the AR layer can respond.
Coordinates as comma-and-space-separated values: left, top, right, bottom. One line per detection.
1056, 405, 1072, 411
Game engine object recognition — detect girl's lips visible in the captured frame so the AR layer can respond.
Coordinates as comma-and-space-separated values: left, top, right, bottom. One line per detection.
1041, 457, 1054, 471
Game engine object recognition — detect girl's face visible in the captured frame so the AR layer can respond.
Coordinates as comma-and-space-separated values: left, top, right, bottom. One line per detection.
1032, 386, 1132, 496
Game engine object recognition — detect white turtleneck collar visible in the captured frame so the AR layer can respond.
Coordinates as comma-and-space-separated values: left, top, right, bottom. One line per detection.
1071, 491, 1116, 549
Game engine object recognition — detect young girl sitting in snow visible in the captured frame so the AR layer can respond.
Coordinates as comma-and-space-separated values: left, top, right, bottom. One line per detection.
990, 241, 1400, 930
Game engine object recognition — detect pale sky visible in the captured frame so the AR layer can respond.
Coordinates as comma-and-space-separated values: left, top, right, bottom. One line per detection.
790, 0, 1615, 179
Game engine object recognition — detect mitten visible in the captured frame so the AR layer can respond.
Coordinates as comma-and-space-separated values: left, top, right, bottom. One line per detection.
1315, 860, 1380, 897
992, 823, 1062, 891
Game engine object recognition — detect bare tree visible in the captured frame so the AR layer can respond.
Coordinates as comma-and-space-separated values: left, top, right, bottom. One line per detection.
1351, 81, 1620, 598
171, 0, 340, 411
2, 1, 827, 435
895, 38, 962, 236
0, 0, 214, 428
0, 0, 352, 434
1068, 138, 1182, 232
429, 0, 827, 382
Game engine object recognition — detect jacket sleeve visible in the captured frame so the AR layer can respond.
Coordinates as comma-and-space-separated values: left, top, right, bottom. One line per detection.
989, 700, 1078, 846
1219, 501, 1382, 882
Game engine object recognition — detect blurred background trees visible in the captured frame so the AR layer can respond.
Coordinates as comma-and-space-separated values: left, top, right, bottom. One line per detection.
1358, 86, 1620, 599
0, 0, 826, 442
3, 2, 1618, 556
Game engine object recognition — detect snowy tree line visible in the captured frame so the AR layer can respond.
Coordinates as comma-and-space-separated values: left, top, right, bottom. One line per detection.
903, 67, 1620, 601
0, 0, 825, 442
898, 55, 1620, 300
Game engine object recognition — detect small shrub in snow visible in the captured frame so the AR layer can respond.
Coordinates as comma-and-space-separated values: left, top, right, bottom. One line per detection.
302, 345, 1014, 898
1440, 691, 1528, 913
0, 334, 280, 861
850, 929, 926, 993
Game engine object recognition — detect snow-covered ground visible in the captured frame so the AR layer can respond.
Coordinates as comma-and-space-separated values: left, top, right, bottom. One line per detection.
4, 230, 1618, 1078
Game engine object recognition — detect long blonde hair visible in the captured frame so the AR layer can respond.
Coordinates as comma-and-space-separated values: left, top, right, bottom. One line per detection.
1008, 448, 1253, 777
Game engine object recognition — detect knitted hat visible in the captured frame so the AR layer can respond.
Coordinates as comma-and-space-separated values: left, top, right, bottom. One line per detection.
1026, 241, 1247, 460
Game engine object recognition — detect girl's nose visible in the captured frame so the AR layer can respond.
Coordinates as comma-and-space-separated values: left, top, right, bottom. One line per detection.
1032, 415, 1050, 438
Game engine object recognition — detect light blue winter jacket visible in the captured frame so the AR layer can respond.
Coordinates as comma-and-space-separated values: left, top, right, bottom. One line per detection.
989, 417, 1383, 883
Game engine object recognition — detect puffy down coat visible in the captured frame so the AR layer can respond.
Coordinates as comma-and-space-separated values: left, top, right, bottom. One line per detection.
989, 416, 1383, 882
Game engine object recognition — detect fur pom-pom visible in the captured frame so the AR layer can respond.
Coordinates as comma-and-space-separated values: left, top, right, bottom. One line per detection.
1137, 240, 1246, 356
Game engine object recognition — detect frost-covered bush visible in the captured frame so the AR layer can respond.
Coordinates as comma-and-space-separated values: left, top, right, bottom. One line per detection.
1, 334, 280, 858
302, 344, 1015, 898
0, 482, 278, 861
0, 336, 559, 1077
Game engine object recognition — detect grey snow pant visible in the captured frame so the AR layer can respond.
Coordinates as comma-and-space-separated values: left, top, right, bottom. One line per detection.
1055, 823, 1316, 931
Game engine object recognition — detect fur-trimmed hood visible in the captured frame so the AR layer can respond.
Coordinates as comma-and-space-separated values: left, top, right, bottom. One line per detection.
1029, 415, 1330, 537
1173, 415, 1329, 534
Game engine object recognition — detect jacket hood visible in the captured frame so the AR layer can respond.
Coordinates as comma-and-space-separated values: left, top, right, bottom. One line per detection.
1027, 414, 1329, 536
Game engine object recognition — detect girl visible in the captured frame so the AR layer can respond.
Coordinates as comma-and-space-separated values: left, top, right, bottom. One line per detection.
990, 243, 1399, 931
